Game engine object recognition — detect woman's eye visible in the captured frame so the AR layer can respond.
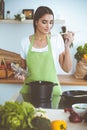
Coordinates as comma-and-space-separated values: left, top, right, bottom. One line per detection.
50, 20, 54, 25
42, 20, 54, 25
42, 20, 47, 24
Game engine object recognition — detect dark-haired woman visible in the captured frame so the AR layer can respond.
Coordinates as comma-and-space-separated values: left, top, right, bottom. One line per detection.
18, 6, 74, 109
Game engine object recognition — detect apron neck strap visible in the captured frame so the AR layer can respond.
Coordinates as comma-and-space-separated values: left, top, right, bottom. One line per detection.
29, 35, 35, 50
29, 34, 51, 50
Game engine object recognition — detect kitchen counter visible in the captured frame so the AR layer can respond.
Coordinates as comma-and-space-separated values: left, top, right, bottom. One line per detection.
0, 74, 87, 86
58, 74, 87, 86
45, 109, 87, 130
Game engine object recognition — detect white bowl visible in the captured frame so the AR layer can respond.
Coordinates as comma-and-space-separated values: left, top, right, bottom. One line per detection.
72, 103, 87, 117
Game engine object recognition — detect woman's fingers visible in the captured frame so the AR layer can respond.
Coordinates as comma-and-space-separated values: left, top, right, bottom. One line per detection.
14, 73, 25, 81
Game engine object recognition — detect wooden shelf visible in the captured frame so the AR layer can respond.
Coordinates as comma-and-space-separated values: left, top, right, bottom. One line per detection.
0, 19, 65, 24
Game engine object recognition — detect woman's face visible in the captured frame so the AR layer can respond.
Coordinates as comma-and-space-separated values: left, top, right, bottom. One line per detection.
35, 14, 54, 34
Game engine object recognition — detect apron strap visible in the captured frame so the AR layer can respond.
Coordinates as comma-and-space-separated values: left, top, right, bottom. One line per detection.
29, 34, 51, 51
29, 35, 35, 51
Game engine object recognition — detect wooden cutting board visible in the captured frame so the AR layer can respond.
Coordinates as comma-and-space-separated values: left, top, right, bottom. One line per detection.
0, 48, 21, 65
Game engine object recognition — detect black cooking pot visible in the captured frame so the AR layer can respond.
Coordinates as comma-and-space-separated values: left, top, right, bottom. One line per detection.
26, 81, 58, 108
59, 90, 87, 109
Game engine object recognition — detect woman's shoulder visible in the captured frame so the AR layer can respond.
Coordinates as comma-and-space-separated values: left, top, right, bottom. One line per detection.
21, 36, 29, 44
20, 36, 31, 59
21, 35, 31, 48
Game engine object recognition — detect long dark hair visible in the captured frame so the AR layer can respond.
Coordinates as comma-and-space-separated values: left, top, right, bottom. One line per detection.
33, 6, 54, 32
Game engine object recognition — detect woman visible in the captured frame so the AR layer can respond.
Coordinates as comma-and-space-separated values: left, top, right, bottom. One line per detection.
17, 6, 74, 109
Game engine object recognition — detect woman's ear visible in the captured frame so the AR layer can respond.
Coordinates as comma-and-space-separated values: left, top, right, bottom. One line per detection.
35, 21, 38, 26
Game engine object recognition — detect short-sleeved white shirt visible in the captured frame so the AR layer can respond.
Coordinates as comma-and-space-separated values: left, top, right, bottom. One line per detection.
20, 34, 64, 74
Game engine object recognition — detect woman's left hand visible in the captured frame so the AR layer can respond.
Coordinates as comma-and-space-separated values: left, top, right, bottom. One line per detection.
63, 31, 75, 47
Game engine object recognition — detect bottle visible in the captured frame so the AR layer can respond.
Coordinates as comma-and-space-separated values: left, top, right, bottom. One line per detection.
0, 0, 5, 19
6, 10, 10, 19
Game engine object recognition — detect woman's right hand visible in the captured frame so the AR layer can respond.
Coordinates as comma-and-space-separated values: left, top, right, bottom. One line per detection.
14, 73, 25, 81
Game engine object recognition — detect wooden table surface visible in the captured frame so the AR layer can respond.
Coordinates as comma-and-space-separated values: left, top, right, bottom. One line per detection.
45, 109, 87, 130
58, 75, 87, 86
0, 74, 87, 86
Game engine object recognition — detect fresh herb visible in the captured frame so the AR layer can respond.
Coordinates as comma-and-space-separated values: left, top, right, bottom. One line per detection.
75, 106, 87, 109
74, 43, 87, 62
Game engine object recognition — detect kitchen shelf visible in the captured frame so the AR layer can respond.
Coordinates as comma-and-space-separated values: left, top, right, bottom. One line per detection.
0, 19, 65, 24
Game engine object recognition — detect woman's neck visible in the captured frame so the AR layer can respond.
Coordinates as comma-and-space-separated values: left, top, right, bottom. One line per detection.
32, 33, 49, 48
34, 33, 47, 42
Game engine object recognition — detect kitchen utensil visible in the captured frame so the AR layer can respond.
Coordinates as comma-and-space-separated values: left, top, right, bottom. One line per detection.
26, 81, 58, 108
11, 62, 28, 76
59, 90, 87, 109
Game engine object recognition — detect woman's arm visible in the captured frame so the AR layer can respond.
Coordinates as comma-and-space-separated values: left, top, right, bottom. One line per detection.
59, 45, 72, 72
59, 32, 74, 72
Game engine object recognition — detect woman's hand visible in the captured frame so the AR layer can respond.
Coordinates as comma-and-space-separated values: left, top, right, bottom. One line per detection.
14, 73, 25, 81
63, 31, 75, 47
59, 31, 74, 72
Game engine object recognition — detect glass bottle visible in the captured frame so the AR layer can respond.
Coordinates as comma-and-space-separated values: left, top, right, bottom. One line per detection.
6, 10, 10, 19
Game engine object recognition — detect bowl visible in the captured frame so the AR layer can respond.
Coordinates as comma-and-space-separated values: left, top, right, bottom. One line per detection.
72, 103, 87, 117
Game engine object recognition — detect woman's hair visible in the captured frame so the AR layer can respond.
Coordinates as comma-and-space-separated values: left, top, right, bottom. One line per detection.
33, 6, 54, 32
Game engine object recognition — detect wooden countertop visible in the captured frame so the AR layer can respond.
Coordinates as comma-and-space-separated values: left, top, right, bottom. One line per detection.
0, 78, 23, 84
58, 75, 87, 86
45, 109, 87, 130
0, 74, 87, 86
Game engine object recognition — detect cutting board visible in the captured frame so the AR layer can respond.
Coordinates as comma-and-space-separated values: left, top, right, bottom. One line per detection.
0, 48, 21, 65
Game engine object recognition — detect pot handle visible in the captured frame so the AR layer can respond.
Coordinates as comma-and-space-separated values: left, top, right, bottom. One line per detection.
53, 83, 58, 86
26, 83, 29, 85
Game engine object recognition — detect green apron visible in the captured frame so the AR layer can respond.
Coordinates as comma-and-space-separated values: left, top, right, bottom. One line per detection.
20, 35, 62, 108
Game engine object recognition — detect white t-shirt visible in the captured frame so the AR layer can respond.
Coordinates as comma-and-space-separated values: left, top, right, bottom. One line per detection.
20, 34, 65, 74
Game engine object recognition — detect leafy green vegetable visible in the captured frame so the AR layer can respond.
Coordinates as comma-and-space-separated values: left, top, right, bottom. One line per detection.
31, 116, 52, 130
0, 101, 36, 130
0, 101, 51, 130
74, 43, 87, 62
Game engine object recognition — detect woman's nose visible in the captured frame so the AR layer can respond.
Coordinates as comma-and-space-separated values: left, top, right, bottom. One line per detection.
46, 23, 51, 29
